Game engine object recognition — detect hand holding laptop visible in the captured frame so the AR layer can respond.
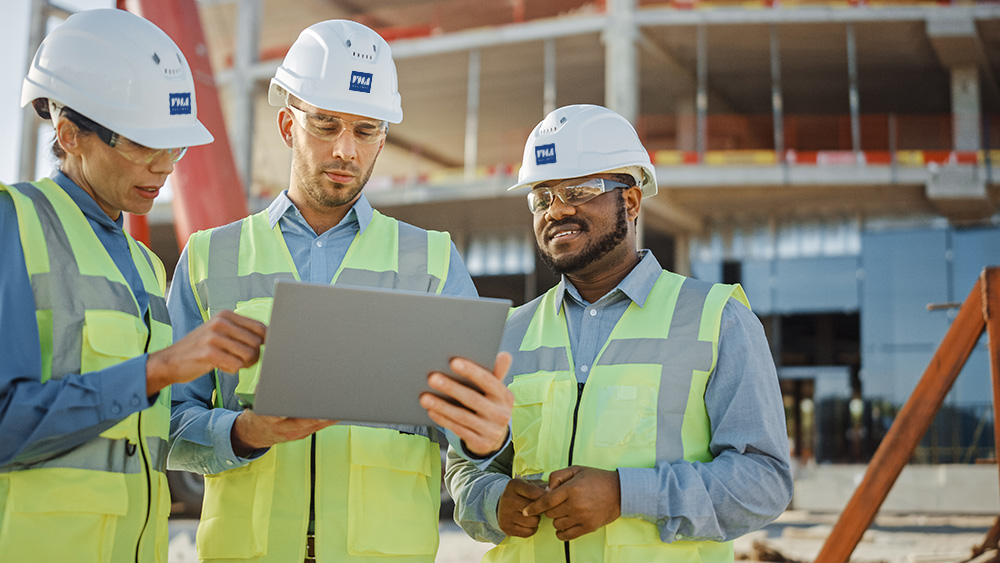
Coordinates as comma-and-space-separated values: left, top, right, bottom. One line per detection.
420, 352, 514, 457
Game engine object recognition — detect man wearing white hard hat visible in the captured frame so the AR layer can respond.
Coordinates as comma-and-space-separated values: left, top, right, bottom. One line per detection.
166, 20, 513, 562
446, 105, 793, 562
0, 9, 267, 563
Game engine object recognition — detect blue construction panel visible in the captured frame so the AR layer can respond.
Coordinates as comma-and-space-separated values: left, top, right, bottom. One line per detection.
951, 227, 1000, 302
690, 260, 721, 284
859, 347, 895, 400
951, 343, 993, 407
860, 230, 950, 347
740, 260, 773, 314
773, 257, 860, 314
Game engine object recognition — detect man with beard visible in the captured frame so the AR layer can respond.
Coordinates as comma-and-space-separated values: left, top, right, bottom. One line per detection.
166, 20, 513, 562
445, 105, 793, 563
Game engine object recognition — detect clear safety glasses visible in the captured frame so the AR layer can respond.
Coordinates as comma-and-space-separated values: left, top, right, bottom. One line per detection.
527, 178, 633, 214
48, 101, 188, 165
95, 129, 188, 165
286, 104, 387, 145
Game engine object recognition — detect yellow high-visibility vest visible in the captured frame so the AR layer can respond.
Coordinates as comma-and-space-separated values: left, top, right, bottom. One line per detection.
186, 208, 452, 562
488, 271, 748, 563
0, 179, 173, 563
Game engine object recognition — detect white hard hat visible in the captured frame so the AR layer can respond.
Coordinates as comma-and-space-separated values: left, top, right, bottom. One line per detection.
509, 104, 656, 197
269, 20, 402, 124
21, 9, 213, 149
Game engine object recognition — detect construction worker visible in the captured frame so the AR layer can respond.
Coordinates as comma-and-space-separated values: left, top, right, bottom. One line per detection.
0, 9, 267, 563
166, 20, 513, 562
446, 104, 794, 562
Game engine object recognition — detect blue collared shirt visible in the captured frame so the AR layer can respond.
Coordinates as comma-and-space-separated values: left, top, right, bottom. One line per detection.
0, 172, 155, 467
167, 192, 490, 474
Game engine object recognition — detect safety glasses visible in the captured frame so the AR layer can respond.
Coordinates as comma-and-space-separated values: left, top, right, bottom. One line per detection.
95, 129, 187, 165
286, 104, 387, 145
527, 178, 632, 214
48, 101, 187, 165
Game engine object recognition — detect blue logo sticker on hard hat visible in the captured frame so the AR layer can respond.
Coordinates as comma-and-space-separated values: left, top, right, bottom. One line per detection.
350, 71, 373, 93
169, 93, 192, 115
535, 143, 556, 165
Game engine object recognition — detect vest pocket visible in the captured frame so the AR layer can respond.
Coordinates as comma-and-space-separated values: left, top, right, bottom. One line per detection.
593, 384, 658, 449
510, 374, 574, 477
0, 468, 128, 563
81, 309, 145, 373
231, 299, 273, 408
482, 535, 536, 563
196, 449, 277, 559
604, 518, 723, 562
346, 426, 439, 556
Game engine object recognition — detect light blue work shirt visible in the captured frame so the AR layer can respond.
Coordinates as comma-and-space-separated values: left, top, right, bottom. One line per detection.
167, 192, 503, 474
0, 171, 155, 468
447, 250, 793, 544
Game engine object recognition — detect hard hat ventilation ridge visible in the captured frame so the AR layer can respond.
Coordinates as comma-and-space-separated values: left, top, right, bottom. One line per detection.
346, 37, 377, 62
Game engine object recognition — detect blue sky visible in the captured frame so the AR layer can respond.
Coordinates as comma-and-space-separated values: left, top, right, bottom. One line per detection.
0, 0, 112, 182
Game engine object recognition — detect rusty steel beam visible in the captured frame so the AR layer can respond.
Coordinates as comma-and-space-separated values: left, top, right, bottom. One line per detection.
813, 269, 992, 563
984, 268, 1000, 500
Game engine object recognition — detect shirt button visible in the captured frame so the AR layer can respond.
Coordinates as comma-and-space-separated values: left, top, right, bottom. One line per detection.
581, 365, 589, 373
130, 395, 141, 407
316, 241, 323, 247
111, 402, 122, 415
589, 309, 598, 317
225, 460, 235, 466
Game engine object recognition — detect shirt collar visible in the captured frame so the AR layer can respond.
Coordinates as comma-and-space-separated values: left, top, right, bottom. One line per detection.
266, 190, 374, 234
552, 250, 662, 314
52, 170, 124, 230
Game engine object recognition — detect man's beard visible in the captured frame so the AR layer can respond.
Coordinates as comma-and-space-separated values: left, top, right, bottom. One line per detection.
291, 134, 376, 209
536, 191, 628, 275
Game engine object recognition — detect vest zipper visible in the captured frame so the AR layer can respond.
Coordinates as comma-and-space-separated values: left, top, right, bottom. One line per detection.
134, 412, 151, 563
563, 381, 586, 563
309, 434, 317, 536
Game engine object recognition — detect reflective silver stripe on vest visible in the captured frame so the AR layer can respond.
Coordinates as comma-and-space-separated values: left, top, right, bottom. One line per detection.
194, 221, 296, 314
596, 278, 714, 463
133, 242, 171, 327
337, 223, 442, 292
194, 218, 442, 309
501, 298, 549, 384
0, 436, 145, 474
18, 183, 141, 380
215, 370, 242, 411
146, 435, 170, 473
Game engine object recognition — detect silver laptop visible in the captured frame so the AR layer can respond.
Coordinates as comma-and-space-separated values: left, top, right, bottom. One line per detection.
252, 280, 512, 426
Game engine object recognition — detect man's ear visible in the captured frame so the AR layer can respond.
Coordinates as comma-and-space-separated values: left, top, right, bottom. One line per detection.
277, 107, 295, 148
624, 186, 642, 222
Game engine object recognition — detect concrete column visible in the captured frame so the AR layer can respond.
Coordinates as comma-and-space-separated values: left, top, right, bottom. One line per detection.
543, 38, 556, 116
846, 23, 862, 163
231, 0, 261, 193
18, 0, 48, 182
770, 25, 785, 163
696, 24, 708, 161
464, 49, 481, 180
677, 98, 697, 152
952, 64, 981, 151
604, 0, 638, 123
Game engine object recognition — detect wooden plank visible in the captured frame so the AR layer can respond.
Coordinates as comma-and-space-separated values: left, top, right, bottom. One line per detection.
813, 275, 988, 563
983, 268, 1000, 498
